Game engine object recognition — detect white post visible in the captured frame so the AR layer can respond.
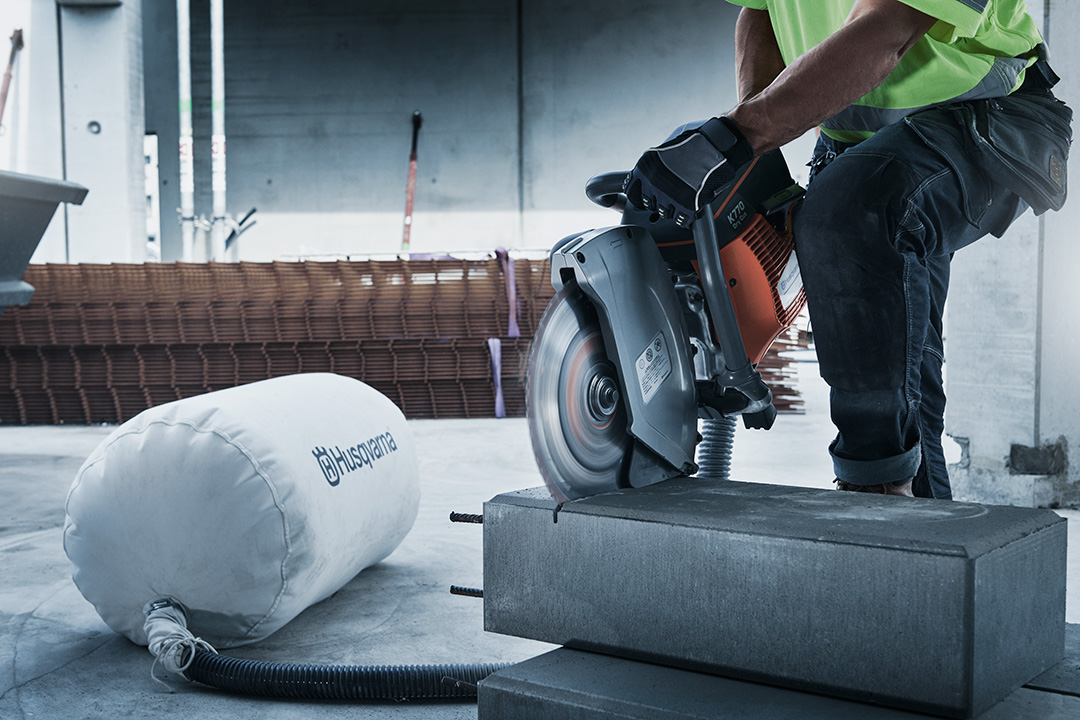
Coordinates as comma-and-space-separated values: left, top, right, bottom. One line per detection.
144, 133, 161, 261
177, 0, 195, 262
209, 0, 227, 261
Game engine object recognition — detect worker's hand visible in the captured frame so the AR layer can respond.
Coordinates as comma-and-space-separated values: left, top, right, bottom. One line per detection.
624, 117, 754, 227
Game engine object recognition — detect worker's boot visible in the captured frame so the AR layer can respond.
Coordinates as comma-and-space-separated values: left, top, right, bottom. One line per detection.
834, 479, 914, 497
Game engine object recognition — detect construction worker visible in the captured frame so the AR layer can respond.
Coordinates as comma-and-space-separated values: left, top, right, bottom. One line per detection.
625, 0, 1071, 499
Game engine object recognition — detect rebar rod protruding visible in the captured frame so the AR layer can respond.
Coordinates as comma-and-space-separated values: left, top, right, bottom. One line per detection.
450, 586, 484, 598
449, 512, 483, 524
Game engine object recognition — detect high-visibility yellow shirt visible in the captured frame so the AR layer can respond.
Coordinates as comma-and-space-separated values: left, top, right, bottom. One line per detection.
727, 0, 1044, 142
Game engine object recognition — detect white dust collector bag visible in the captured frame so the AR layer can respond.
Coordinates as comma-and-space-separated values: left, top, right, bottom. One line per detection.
64, 373, 420, 649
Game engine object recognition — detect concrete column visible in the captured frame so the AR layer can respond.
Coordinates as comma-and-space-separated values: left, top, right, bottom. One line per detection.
946, 1, 1080, 506
57, 0, 145, 263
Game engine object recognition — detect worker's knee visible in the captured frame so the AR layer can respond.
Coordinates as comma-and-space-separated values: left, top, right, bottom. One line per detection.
794, 149, 915, 262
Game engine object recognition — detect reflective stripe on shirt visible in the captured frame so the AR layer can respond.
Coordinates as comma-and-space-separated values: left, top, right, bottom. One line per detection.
821, 55, 1029, 134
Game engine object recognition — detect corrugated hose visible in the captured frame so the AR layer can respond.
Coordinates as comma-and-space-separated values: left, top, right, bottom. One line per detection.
144, 599, 509, 701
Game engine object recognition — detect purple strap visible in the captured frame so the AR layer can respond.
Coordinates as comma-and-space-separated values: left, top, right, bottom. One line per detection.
487, 337, 505, 418
495, 248, 520, 338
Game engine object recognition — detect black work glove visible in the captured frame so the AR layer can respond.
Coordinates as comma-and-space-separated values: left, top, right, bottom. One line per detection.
624, 117, 754, 227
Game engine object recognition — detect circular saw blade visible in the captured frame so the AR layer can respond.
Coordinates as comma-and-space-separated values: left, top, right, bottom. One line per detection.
527, 285, 631, 502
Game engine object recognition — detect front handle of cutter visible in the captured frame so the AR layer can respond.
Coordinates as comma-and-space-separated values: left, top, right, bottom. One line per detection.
694, 198, 775, 426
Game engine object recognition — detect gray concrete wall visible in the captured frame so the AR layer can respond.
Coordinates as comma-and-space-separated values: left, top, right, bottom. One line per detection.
217, 0, 520, 259
8, 0, 753, 262
947, 1, 1080, 506
142, 0, 743, 261
1034, 0, 1080, 502
519, 1, 743, 248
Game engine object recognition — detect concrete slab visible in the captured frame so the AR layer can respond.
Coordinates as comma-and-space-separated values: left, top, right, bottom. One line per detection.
1027, 622, 1080, 697
477, 647, 1080, 720
483, 479, 1067, 718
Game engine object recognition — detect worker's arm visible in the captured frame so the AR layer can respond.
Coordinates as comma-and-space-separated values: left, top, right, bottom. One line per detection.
735, 9, 785, 103
728, 0, 937, 154
624, 0, 937, 224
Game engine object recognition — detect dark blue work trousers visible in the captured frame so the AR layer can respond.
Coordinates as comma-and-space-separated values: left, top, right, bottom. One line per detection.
794, 100, 1033, 499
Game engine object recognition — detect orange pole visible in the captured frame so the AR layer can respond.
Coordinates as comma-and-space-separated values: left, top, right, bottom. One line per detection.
401, 110, 422, 253
0, 29, 25, 133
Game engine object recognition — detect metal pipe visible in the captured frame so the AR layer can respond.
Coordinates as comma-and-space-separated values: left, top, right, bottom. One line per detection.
209, 0, 227, 261
177, 0, 195, 262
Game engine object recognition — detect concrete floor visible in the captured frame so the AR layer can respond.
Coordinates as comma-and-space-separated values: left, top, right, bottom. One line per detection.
1, 362, 1076, 719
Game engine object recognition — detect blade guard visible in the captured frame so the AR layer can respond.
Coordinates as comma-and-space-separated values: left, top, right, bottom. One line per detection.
550, 225, 698, 479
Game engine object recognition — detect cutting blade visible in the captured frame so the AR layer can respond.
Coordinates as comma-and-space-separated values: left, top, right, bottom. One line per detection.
527, 285, 631, 502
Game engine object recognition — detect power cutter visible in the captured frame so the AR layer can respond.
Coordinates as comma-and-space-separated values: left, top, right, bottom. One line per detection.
527, 149, 808, 502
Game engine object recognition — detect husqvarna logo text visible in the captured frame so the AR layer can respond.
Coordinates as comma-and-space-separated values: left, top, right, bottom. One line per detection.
312, 432, 398, 486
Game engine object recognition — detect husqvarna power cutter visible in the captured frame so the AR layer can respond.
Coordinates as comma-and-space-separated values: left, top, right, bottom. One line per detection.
527, 149, 807, 502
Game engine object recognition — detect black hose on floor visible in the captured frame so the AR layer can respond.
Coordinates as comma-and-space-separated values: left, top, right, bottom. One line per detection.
184, 647, 510, 700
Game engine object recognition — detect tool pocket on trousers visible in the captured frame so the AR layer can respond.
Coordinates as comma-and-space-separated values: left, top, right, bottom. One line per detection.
903, 107, 993, 228
967, 91, 1073, 215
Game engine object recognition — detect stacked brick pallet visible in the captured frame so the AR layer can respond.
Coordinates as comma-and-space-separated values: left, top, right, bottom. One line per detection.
0, 260, 803, 425
0, 260, 549, 424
